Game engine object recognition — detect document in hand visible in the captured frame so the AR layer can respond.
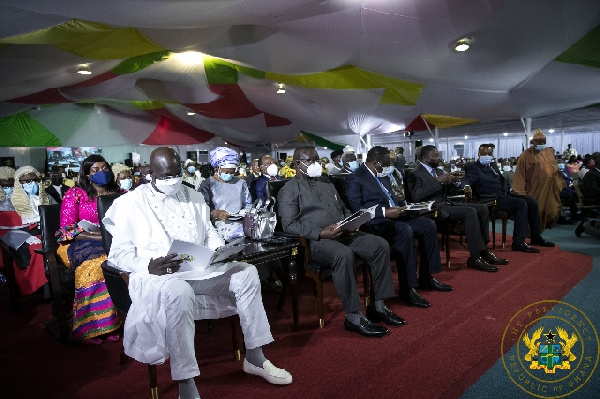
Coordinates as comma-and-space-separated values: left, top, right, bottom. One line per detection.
169, 239, 246, 274
405, 201, 435, 212
337, 211, 372, 232
78, 219, 101, 233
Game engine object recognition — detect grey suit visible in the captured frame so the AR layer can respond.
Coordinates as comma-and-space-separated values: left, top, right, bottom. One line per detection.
277, 176, 395, 313
407, 162, 490, 255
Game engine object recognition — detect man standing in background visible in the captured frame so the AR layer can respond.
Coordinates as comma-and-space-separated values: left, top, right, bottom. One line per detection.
512, 129, 566, 230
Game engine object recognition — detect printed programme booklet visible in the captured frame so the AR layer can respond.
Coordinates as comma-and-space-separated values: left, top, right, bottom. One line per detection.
404, 201, 435, 212
167, 239, 247, 280
337, 211, 372, 232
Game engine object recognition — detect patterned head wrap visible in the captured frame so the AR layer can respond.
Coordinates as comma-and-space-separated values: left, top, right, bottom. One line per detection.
210, 147, 239, 169
111, 163, 131, 181
11, 166, 48, 223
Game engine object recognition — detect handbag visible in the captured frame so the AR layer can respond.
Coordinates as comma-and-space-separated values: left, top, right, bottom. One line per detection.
243, 198, 277, 239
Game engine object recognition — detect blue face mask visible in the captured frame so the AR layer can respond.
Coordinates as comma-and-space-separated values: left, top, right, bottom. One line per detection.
557, 163, 565, 171
535, 145, 546, 151
502, 165, 511, 172
187, 166, 196, 174
89, 170, 113, 187
22, 181, 39, 195
479, 155, 493, 166
220, 173, 234, 182
2, 186, 13, 196
347, 161, 359, 171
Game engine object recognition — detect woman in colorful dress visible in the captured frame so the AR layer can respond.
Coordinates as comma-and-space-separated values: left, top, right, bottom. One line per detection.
56, 155, 121, 345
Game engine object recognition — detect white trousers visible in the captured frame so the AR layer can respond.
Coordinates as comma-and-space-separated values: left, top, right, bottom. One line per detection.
163, 263, 273, 380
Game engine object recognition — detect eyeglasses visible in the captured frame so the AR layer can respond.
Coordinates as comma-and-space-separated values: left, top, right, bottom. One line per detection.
154, 171, 183, 181
297, 158, 320, 164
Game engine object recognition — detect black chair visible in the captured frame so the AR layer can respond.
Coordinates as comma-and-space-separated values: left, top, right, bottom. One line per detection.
97, 194, 241, 398
267, 179, 371, 328
37, 204, 75, 341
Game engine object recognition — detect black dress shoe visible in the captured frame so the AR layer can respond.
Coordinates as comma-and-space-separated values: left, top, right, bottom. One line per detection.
481, 250, 509, 265
575, 221, 585, 238
511, 241, 540, 253
419, 276, 454, 291
530, 236, 555, 247
366, 304, 406, 326
466, 257, 499, 272
399, 288, 431, 307
344, 315, 389, 337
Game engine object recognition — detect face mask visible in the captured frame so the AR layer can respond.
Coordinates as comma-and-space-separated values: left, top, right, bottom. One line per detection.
187, 166, 196, 174
512, 165, 517, 172
479, 155, 493, 166
535, 145, 546, 151
134, 171, 141, 176
266, 164, 278, 177
220, 173, 234, 182
51, 177, 63, 186
347, 161, 359, 171
557, 164, 565, 171
89, 170, 113, 187
301, 162, 322, 178
154, 177, 182, 196
502, 165, 511, 172
2, 186, 13, 196
280, 161, 285, 166
145, 174, 152, 181
119, 178, 133, 191
379, 165, 394, 176
22, 181, 39, 195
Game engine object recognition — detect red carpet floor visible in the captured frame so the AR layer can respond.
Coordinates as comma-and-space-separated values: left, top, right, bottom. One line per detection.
0, 234, 593, 399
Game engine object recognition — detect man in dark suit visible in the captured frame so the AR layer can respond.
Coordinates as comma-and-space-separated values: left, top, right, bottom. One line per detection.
345, 146, 453, 308
254, 154, 280, 203
581, 153, 600, 206
278, 146, 404, 337
45, 167, 69, 203
464, 144, 554, 253
406, 145, 508, 272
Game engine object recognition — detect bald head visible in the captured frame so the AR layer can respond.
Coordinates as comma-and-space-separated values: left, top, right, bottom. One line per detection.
150, 147, 181, 180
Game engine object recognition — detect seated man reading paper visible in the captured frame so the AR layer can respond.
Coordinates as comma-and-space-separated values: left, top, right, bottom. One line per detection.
103, 147, 291, 399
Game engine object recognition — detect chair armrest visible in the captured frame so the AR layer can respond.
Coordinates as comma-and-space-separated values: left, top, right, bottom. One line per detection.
34, 247, 58, 256
298, 236, 313, 265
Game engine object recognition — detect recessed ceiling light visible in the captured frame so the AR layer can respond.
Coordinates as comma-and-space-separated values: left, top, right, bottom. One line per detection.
549, 129, 555, 133
503, 132, 508, 136
78, 64, 91, 74
454, 38, 472, 52
464, 135, 468, 139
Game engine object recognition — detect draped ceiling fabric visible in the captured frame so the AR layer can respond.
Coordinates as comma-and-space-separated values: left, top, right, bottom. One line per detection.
1, 1, 600, 148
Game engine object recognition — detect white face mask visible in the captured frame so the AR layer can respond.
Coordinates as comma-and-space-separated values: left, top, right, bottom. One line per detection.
502, 165, 511, 172
266, 164, 278, 177
301, 162, 322, 178
347, 161, 359, 171
377, 166, 393, 177
119, 178, 133, 191
154, 177, 182, 196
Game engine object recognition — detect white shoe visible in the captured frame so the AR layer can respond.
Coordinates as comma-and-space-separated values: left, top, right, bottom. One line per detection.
243, 359, 292, 385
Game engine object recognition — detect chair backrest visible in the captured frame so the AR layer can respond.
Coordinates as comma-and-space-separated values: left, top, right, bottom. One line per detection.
38, 204, 62, 251
97, 193, 123, 254
100, 261, 132, 314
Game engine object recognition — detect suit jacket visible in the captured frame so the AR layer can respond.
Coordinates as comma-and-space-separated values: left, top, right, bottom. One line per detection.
406, 162, 448, 204
581, 167, 600, 205
345, 164, 403, 225
45, 184, 69, 203
463, 161, 509, 196
277, 176, 350, 241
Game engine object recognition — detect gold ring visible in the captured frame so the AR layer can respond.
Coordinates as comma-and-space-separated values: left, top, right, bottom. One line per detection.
166, 267, 173, 274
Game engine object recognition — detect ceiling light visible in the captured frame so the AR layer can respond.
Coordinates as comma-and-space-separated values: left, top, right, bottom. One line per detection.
549, 129, 555, 133
503, 132, 508, 136
78, 64, 91, 75
277, 83, 286, 94
175, 51, 204, 65
454, 38, 472, 52
464, 135, 468, 139
429, 138, 434, 142
187, 110, 196, 116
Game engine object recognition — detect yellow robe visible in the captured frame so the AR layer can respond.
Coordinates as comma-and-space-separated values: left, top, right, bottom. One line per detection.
512, 147, 566, 230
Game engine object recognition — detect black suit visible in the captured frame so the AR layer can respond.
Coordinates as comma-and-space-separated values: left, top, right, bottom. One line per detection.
45, 184, 69, 203
464, 161, 541, 243
581, 167, 600, 206
407, 162, 490, 256
345, 164, 441, 291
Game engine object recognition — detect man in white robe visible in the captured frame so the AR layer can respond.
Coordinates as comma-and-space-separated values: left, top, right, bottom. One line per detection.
103, 147, 291, 399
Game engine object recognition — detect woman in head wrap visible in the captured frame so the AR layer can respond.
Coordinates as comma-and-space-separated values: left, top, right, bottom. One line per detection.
55, 155, 121, 345
111, 162, 134, 192
198, 147, 252, 241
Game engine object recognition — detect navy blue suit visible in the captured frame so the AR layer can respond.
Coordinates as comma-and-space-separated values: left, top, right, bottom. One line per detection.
345, 164, 441, 290
464, 161, 541, 242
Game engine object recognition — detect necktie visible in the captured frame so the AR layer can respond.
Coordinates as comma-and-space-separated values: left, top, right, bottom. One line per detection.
375, 177, 396, 207
431, 168, 438, 178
